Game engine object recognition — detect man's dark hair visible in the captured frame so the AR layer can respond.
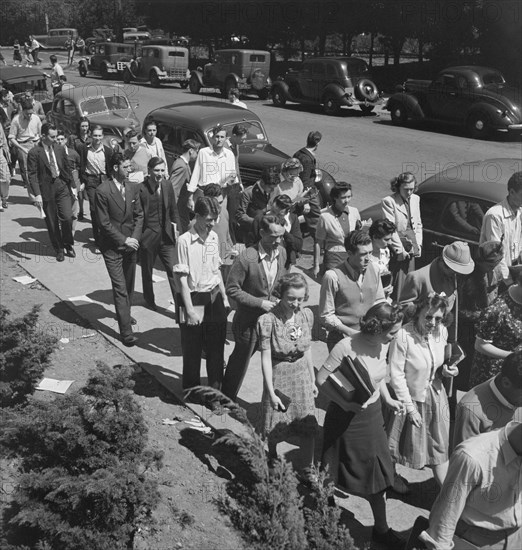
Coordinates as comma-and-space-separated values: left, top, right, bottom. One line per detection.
211, 124, 226, 136
306, 131, 322, 148
507, 171, 522, 194
261, 165, 280, 187
20, 98, 33, 111
147, 156, 165, 170
232, 124, 247, 136
50, 54, 57, 64
330, 181, 352, 202
41, 122, 56, 136
259, 214, 285, 233
194, 196, 220, 217
91, 124, 103, 133
144, 120, 157, 129
500, 350, 522, 387
126, 129, 138, 140
202, 183, 222, 198
182, 139, 200, 152
273, 194, 292, 211
110, 151, 126, 171
344, 229, 372, 253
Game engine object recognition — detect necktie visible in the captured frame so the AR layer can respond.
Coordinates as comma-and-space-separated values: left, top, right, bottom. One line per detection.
48, 147, 59, 179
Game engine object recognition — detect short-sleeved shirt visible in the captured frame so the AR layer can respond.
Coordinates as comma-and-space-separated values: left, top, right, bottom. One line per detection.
188, 146, 236, 192
173, 227, 221, 292
8, 113, 41, 144
316, 205, 361, 251
51, 63, 64, 88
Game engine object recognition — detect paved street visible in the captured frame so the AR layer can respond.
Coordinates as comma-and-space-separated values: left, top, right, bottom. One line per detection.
2, 53, 521, 547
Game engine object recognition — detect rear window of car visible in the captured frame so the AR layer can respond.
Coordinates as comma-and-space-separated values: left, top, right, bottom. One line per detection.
343, 59, 368, 76
250, 55, 265, 62
482, 72, 504, 85
169, 51, 185, 57
206, 120, 267, 142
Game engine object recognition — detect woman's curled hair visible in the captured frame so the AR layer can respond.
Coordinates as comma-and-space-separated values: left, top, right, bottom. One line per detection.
360, 303, 403, 335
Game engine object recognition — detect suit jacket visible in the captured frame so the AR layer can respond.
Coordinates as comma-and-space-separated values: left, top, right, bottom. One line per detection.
27, 141, 72, 199
95, 178, 144, 252
78, 143, 112, 184
226, 244, 287, 329
169, 156, 191, 200
294, 147, 316, 188
236, 182, 277, 235
139, 176, 178, 245
381, 192, 423, 256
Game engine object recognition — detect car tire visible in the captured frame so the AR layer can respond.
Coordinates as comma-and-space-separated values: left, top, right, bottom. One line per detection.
78, 63, 87, 77
123, 68, 132, 84
467, 112, 492, 140
356, 78, 379, 102
390, 102, 408, 125
150, 71, 161, 88
88, 44, 96, 55
180, 81, 189, 89
272, 88, 287, 107
189, 75, 201, 94
360, 105, 375, 115
323, 94, 341, 116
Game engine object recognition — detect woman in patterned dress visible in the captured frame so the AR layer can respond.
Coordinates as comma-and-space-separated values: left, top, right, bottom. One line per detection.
257, 273, 318, 469
469, 265, 522, 386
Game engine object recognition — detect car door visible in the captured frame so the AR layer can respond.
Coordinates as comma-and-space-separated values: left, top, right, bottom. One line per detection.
426, 74, 461, 120
298, 62, 317, 99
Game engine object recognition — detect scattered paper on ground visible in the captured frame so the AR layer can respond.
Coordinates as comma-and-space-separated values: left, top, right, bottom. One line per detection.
152, 274, 166, 283
68, 295, 94, 305
12, 276, 37, 285
59, 337, 70, 344
36, 378, 75, 394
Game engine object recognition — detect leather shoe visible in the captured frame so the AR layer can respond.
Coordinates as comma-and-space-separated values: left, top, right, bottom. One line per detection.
56, 251, 65, 262
122, 335, 138, 347
372, 528, 405, 550
65, 246, 76, 258
131, 317, 137, 325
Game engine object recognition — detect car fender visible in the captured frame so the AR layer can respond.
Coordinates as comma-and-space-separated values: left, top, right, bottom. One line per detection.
225, 73, 240, 86
272, 80, 290, 98
190, 70, 204, 85
466, 102, 504, 127
387, 93, 425, 120
150, 66, 166, 77
322, 83, 348, 101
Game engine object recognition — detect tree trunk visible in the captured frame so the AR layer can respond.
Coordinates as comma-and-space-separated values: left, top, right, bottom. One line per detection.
369, 33, 374, 67
318, 28, 327, 56
418, 38, 423, 62
300, 36, 306, 62
393, 37, 404, 65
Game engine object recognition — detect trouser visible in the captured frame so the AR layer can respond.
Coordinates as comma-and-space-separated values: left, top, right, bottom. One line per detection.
31, 48, 41, 63
42, 179, 74, 252
226, 182, 242, 244
102, 247, 137, 339
179, 292, 227, 390
455, 520, 522, 550
222, 319, 258, 400
15, 142, 34, 189
84, 174, 105, 243
71, 191, 79, 234
0, 155, 10, 200
140, 230, 177, 306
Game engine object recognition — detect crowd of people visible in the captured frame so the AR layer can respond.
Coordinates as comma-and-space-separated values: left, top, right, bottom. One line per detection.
1, 99, 521, 549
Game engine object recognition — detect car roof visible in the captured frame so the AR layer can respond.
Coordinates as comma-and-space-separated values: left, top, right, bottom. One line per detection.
303, 56, 367, 64
142, 44, 187, 51
215, 49, 270, 55
0, 67, 47, 82
441, 66, 500, 76
418, 158, 518, 202
56, 84, 129, 102
147, 101, 262, 127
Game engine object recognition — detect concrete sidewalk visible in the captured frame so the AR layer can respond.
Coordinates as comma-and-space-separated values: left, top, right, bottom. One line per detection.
0, 177, 433, 546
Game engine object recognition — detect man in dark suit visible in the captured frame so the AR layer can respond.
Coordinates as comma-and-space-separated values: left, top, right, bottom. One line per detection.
169, 138, 200, 234
222, 214, 287, 400
95, 152, 143, 346
139, 156, 178, 311
79, 125, 112, 248
27, 122, 74, 261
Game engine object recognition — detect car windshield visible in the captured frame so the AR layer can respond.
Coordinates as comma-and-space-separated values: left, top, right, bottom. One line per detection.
205, 120, 267, 142
80, 94, 130, 115
482, 72, 505, 85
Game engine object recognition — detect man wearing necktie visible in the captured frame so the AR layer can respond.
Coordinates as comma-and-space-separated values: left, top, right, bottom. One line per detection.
27, 123, 74, 262
95, 152, 144, 347
139, 157, 179, 311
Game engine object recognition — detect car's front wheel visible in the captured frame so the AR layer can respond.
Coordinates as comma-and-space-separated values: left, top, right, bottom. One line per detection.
323, 95, 341, 116
390, 102, 408, 125
466, 112, 492, 140
78, 63, 87, 77
189, 75, 201, 94
272, 88, 287, 107
150, 71, 161, 88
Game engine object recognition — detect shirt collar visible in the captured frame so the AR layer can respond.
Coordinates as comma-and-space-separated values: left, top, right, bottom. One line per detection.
344, 260, 363, 281
189, 226, 214, 244
490, 377, 517, 410
88, 143, 104, 153
330, 204, 348, 216
500, 421, 522, 465
501, 197, 521, 217
258, 243, 279, 261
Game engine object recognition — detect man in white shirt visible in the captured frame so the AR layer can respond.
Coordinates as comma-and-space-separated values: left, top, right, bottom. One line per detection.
480, 171, 522, 286
140, 121, 168, 177
228, 88, 247, 109
420, 421, 522, 550
48, 55, 65, 96
125, 130, 152, 184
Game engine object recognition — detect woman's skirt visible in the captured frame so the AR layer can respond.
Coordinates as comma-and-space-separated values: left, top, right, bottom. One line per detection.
321, 398, 394, 496
261, 357, 318, 441
387, 383, 450, 469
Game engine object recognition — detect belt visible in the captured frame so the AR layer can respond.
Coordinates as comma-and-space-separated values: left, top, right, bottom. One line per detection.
273, 352, 304, 363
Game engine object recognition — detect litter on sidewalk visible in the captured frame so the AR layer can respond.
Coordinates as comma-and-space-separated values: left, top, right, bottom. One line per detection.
36, 378, 75, 394
12, 275, 37, 285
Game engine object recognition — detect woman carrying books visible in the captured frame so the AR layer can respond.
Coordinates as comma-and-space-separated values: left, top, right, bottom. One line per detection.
258, 273, 319, 471
387, 293, 459, 487
316, 303, 406, 550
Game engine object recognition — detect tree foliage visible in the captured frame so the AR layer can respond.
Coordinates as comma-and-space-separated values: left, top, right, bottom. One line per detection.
0, 363, 163, 550
0, 305, 57, 407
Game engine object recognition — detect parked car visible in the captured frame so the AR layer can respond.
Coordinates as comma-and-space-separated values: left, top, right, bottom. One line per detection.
387, 66, 522, 139
271, 57, 384, 115
189, 49, 272, 99
78, 42, 137, 79
33, 28, 78, 49
0, 66, 52, 107
47, 84, 140, 149
360, 158, 519, 265
143, 101, 335, 199
85, 28, 116, 55
122, 45, 190, 88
